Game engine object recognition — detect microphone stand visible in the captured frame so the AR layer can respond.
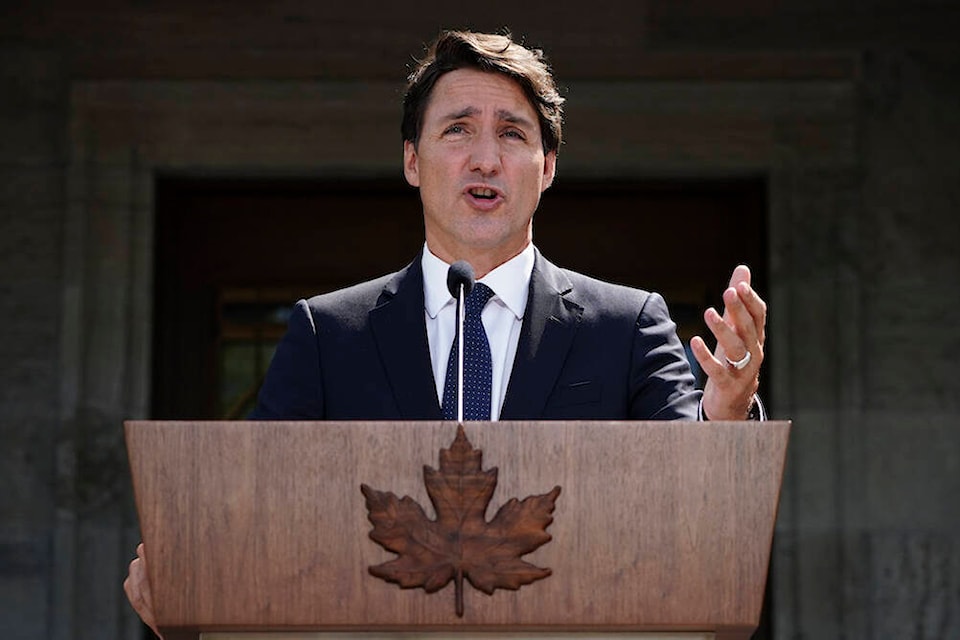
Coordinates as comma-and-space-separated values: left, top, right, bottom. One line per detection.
456, 283, 465, 423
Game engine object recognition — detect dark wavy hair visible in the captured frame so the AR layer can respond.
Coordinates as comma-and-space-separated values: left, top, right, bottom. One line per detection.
402, 30, 564, 154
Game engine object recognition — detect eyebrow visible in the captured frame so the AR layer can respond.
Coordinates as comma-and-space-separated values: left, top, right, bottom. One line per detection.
442, 107, 480, 121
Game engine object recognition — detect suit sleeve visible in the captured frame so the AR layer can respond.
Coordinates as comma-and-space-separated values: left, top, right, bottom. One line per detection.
629, 292, 701, 420
249, 299, 324, 419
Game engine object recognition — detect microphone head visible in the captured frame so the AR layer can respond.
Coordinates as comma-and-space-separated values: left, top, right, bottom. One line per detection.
446, 260, 475, 298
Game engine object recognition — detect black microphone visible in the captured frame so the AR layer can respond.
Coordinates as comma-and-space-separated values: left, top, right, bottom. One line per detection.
446, 261, 475, 422
446, 260, 475, 299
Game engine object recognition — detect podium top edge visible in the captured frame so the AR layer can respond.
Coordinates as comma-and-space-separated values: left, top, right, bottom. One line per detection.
124, 419, 791, 427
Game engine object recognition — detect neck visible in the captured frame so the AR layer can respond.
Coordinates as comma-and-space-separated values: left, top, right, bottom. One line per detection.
427, 240, 530, 280
425, 239, 531, 279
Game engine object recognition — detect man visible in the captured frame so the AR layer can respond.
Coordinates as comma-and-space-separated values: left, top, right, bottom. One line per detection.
125, 29, 766, 636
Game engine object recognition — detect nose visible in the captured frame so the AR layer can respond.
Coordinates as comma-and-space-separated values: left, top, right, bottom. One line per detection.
468, 132, 501, 176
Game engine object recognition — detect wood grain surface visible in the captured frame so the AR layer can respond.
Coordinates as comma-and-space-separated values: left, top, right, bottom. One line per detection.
125, 420, 789, 637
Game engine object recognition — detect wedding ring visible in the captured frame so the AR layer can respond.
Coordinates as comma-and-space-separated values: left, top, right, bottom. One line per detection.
725, 351, 752, 370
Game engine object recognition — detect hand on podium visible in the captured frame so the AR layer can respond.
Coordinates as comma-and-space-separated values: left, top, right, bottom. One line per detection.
124, 543, 163, 639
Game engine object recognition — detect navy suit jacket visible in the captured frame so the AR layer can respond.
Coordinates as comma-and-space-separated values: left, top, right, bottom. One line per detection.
251, 249, 700, 420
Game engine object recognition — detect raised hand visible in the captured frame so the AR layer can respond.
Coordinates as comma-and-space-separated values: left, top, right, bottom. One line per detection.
690, 265, 766, 420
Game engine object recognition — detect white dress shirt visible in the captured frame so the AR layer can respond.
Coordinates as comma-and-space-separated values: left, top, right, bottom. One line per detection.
422, 243, 534, 421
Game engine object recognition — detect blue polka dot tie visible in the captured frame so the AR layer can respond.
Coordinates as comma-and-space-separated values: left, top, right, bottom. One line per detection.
442, 283, 495, 421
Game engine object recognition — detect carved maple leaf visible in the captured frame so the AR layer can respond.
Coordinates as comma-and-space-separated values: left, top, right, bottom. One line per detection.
361, 425, 561, 616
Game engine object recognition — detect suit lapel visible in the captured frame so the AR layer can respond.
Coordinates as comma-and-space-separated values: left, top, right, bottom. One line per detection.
369, 256, 443, 419
500, 251, 583, 419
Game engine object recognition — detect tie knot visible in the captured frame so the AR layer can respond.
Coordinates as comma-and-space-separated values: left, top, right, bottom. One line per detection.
465, 282, 495, 316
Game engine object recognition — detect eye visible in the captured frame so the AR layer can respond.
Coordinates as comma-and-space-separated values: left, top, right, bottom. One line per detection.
443, 124, 466, 135
502, 128, 527, 141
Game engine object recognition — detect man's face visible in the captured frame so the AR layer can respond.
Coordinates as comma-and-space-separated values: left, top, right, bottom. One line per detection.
403, 68, 557, 267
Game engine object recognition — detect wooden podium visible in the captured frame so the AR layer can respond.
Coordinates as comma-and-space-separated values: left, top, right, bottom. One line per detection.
125, 420, 789, 640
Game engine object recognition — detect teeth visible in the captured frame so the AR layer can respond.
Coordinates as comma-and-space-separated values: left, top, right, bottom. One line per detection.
470, 188, 495, 198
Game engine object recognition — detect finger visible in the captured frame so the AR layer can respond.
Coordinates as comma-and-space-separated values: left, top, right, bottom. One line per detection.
735, 281, 767, 345
705, 306, 749, 362
123, 572, 135, 602
138, 579, 160, 637
722, 287, 760, 349
125, 557, 145, 604
724, 265, 752, 308
690, 335, 726, 379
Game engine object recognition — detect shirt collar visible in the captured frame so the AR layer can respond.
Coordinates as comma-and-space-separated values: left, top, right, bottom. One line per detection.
422, 243, 534, 320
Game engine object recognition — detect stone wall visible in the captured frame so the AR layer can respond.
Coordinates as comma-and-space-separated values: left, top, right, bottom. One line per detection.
0, 46, 67, 639
855, 49, 960, 639
0, 2, 957, 639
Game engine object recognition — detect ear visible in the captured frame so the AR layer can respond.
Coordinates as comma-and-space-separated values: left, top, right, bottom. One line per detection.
403, 140, 420, 187
541, 150, 557, 192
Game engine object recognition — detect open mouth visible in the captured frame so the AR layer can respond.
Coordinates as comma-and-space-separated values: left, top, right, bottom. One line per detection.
469, 187, 498, 200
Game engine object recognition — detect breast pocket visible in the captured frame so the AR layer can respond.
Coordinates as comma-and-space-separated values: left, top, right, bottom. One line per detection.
550, 380, 602, 408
